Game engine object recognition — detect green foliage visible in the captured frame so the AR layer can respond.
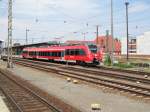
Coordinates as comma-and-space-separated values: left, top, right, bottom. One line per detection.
113, 62, 133, 68
104, 54, 112, 66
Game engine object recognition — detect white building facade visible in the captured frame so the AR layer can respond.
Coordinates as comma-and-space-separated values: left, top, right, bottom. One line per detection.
121, 38, 127, 54
121, 31, 150, 55
137, 31, 150, 55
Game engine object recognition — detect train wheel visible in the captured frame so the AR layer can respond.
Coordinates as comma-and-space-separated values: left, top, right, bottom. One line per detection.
76, 60, 80, 65
81, 61, 87, 66
49, 59, 54, 62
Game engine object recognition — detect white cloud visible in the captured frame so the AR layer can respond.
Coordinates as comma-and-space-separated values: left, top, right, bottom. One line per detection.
129, 1, 150, 13
13, 0, 101, 19
0, 0, 103, 42
0, 17, 7, 41
0, 0, 149, 42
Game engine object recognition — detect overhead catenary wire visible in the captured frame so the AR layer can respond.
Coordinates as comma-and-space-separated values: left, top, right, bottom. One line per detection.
0, 0, 150, 44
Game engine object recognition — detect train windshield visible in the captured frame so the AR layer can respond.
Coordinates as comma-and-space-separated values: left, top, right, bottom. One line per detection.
88, 44, 97, 53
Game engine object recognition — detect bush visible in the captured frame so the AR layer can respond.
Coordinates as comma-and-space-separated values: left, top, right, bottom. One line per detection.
113, 62, 133, 68
104, 54, 112, 66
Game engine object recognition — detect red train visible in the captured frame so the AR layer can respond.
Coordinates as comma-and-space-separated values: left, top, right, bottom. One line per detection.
22, 44, 103, 65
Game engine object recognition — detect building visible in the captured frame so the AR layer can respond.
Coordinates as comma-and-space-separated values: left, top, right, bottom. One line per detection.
66, 35, 121, 55
95, 36, 121, 55
137, 31, 150, 55
0, 40, 3, 55
3, 41, 60, 55
121, 31, 150, 55
121, 37, 137, 55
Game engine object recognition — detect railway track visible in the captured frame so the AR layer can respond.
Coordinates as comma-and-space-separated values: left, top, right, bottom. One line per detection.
0, 72, 61, 112
13, 58, 150, 98
14, 58, 150, 84
14, 57, 150, 76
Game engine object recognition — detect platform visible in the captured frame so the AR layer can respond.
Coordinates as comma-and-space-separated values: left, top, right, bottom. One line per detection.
0, 92, 10, 112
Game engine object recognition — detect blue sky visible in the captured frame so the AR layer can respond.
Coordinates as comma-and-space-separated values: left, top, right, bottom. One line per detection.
0, 0, 150, 44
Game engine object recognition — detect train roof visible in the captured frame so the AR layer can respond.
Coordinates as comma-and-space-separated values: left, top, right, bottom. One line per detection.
23, 44, 89, 51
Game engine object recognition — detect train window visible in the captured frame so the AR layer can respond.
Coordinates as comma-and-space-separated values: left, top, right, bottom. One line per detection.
75, 49, 79, 55
36, 52, 39, 56
55, 52, 58, 57
50, 52, 52, 56
79, 49, 85, 55
55, 52, 57, 57
46, 52, 48, 56
88, 44, 97, 53
65, 49, 85, 56
45, 52, 47, 56
29, 52, 32, 56
22, 51, 27, 54
48, 52, 51, 56
54, 52, 57, 56
34, 52, 36, 56
47, 52, 49, 56
44, 52, 46, 56
61, 51, 64, 57
51, 52, 54, 56
58, 52, 61, 57
65, 49, 69, 55
70, 50, 74, 55
56, 52, 59, 57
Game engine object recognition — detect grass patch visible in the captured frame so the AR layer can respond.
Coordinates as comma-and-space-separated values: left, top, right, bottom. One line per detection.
113, 62, 133, 68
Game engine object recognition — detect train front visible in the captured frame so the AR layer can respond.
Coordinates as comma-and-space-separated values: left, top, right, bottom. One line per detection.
88, 44, 103, 65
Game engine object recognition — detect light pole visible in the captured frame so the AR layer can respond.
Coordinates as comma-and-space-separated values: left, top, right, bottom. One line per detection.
106, 30, 109, 53
26, 28, 29, 45
110, 0, 114, 64
125, 2, 129, 61
96, 25, 99, 45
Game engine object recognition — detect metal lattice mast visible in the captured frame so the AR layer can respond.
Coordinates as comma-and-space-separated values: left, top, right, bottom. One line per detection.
7, 0, 13, 68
